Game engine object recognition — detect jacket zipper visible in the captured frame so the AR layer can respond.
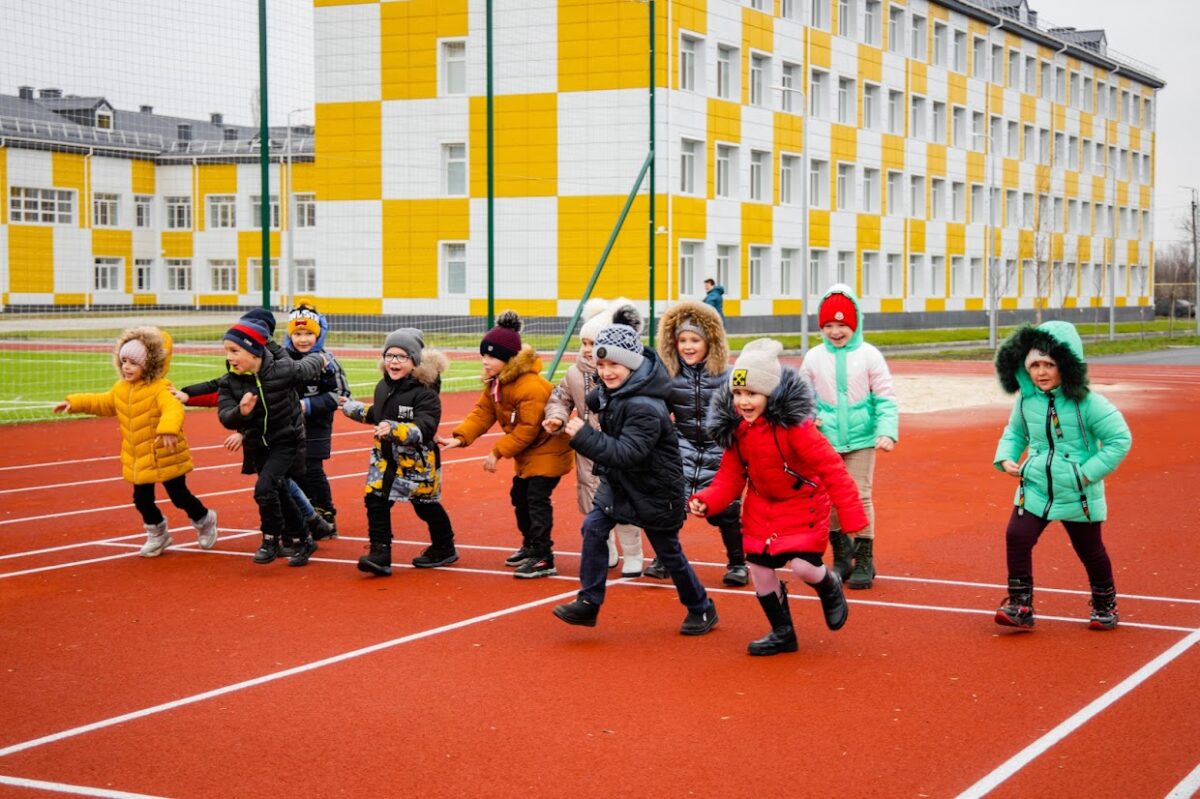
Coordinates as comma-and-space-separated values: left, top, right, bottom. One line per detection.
688, 368, 703, 491
1042, 394, 1057, 516
255, 374, 268, 446
1066, 455, 1091, 520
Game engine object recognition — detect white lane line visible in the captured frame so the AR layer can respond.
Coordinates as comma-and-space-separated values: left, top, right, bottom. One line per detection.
955, 627, 1200, 799
1166, 762, 1200, 799
0, 586, 583, 759
0, 774, 171, 799
883, 574, 1200, 605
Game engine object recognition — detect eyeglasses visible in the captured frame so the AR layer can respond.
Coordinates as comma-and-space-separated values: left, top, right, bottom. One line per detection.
383, 352, 412, 363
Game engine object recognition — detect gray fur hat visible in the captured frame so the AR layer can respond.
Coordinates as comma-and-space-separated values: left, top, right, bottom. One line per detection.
383, 327, 424, 367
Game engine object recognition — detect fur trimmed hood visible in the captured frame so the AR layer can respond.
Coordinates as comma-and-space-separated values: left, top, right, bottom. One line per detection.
379, 347, 449, 388
493, 344, 542, 386
705, 367, 815, 448
113, 326, 171, 382
657, 300, 729, 377
995, 321, 1089, 401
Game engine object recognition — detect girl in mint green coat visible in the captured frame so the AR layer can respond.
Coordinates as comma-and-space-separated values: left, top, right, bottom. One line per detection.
992, 320, 1131, 631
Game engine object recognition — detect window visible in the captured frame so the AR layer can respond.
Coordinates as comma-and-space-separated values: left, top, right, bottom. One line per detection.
837, 250, 855, 285
716, 145, 735, 198
1006, 120, 1019, 157
990, 188, 1001, 225
250, 195, 280, 229
1067, 199, 1079, 233
208, 195, 236, 229
811, 0, 828, 30
134, 195, 153, 228
970, 183, 984, 223
1024, 56, 1036, 94
953, 30, 967, 73
972, 37, 987, 79
680, 36, 699, 91
887, 90, 904, 134
951, 106, 966, 147
886, 170, 903, 216
864, 1, 881, 46
441, 40, 466, 95
810, 249, 829, 291
248, 258, 280, 293
442, 242, 467, 295
679, 242, 700, 295
749, 247, 769, 296
781, 155, 799, 204
295, 193, 316, 228
837, 78, 855, 125
1005, 190, 1019, 226
862, 252, 879, 295
862, 168, 879, 213
930, 178, 945, 219
910, 15, 926, 60
9, 187, 74, 224
1022, 191, 1034, 228
134, 259, 153, 292
911, 96, 926, 139
1040, 129, 1051, 165
1041, 62, 1053, 99
990, 115, 1004, 156
444, 143, 467, 196
716, 46, 735, 100
888, 7, 905, 55
93, 193, 118, 227
836, 163, 854, 211
885, 253, 902, 295
931, 101, 945, 143
1053, 133, 1065, 167
781, 0, 798, 19
863, 84, 879, 129
838, 0, 854, 38
909, 175, 924, 217
931, 255, 945, 295
1055, 67, 1066, 103
969, 257, 982, 295
749, 0, 767, 9
780, 63, 799, 112
810, 159, 829, 207
951, 181, 965, 221
165, 259, 192, 292
716, 245, 736, 289
932, 22, 947, 67
781, 248, 800, 294
810, 69, 829, 117
749, 54, 766, 106
93, 258, 121, 292
1023, 124, 1035, 162
1021, 260, 1037, 298
1081, 201, 1092, 234
750, 151, 768, 202
165, 196, 191, 229
1082, 77, 1093, 112
680, 139, 699, 194
1068, 136, 1079, 171
1007, 49, 1020, 88
971, 111, 984, 146
1069, 72, 1080, 108
991, 45, 1003, 84
209, 259, 238, 293
909, 254, 926, 296
951, 256, 967, 296
295, 259, 317, 293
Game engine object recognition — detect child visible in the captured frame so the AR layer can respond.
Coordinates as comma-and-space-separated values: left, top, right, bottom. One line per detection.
655, 300, 747, 586
798, 284, 898, 589
690, 338, 866, 656
992, 321, 1131, 631
552, 309, 718, 635
341, 328, 457, 576
217, 316, 328, 567
54, 327, 217, 556
543, 298, 644, 577
436, 311, 573, 578
285, 302, 350, 534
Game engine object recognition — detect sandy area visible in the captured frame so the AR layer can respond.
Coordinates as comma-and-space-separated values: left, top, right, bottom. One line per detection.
897, 375, 1141, 414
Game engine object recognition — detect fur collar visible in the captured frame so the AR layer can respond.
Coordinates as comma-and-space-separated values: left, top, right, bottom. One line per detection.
706, 368, 815, 447
657, 300, 729, 377
492, 344, 542, 386
995, 324, 1089, 401
378, 348, 449, 388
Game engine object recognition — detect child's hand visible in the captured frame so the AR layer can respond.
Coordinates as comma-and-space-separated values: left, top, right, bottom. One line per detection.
337, 394, 348, 407
374, 421, 393, 439
436, 436, 462, 450
223, 432, 244, 452
171, 389, 189, 402
483, 453, 499, 472
543, 417, 564, 433
156, 434, 178, 453
876, 436, 895, 452
688, 498, 708, 516
564, 417, 585, 438
1001, 459, 1022, 477
53, 400, 71, 414
239, 392, 258, 416
813, 416, 823, 427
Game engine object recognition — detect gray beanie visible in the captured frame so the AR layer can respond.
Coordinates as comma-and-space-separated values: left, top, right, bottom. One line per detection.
594, 324, 645, 371
730, 338, 783, 396
383, 327, 424, 367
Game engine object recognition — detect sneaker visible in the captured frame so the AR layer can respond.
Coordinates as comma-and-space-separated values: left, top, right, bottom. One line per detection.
504, 547, 531, 568
307, 512, 337, 541
412, 546, 460, 569
139, 522, 172, 558
287, 535, 318, 567
995, 597, 1035, 629
513, 555, 556, 579
1088, 589, 1119, 631
253, 536, 280, 565
643, 558, 668, 579
553, 599, 599, 627
193, 510, 218, 550
722, 564, 749, 587
680, 602, 719, 636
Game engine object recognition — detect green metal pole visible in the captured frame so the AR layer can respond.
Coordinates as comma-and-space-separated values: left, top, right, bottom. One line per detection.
258, 0, 271, 309
647, 0, 656, 348
546, 151, 653, 382
486, 0, 495, 328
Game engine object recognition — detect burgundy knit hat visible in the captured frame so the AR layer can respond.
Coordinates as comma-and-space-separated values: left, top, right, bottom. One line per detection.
480, 310, 523, 361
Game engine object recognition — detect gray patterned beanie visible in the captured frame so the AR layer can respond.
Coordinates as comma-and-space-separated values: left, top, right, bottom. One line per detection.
594, 324, 645, 371
383, 327, 424, 367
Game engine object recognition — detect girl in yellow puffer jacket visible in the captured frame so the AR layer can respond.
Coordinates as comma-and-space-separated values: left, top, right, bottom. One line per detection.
54, 326, 217, 557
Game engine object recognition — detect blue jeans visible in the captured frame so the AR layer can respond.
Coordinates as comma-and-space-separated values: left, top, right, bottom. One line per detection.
578, 508, 709, 612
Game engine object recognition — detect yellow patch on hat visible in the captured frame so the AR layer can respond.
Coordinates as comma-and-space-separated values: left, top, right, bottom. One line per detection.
731, 369, 748, 387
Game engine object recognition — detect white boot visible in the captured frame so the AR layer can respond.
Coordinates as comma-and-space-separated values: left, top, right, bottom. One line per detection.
606, 532, 620, 569
192, 509, 219, 550
139, 521, 172, 557
616, 524, 644, 577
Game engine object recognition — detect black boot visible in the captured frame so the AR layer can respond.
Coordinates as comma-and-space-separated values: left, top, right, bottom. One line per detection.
847, 537, 875, 589
307, 510, 336, 541
357, 542, 392, 576
253, 535, 279, 564
287, 534, 318, 567
995, 576, 1035, 629
809, 569, 849, 631
830, 531, 854, 581
747, 584, 798, 656
1088, 584, 1119, 630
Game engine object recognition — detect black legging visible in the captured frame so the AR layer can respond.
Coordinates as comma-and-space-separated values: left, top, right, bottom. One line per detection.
1004, 507, 1114, 587
132, 475, 208, 526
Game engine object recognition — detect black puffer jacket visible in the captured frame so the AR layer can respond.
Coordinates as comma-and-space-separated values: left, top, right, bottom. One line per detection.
570, 348, 686, 530
217, 348, 325, 455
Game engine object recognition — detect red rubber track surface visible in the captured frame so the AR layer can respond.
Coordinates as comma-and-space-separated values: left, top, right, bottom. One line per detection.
1, 361, 1198, 798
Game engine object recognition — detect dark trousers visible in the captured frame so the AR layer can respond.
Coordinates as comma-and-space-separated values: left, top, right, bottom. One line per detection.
302, 456, 334, 512
254, 444, 307, 537
510, 475, 561, 557
1004, 507, 1114, 586
706, 501, 745, 566
132, 475, 208, 526
365, 493, 455, 551
578, 508, 709, 612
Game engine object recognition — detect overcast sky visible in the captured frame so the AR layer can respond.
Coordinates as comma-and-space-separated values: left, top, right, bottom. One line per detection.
5, 0, 1196, 246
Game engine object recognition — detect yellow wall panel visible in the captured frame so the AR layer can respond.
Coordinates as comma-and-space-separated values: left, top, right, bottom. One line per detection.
1078, 237, 1091, 263
160, 232, 193, 258
380, 0, 468, 100
237, 231, 281, 293
831, 124, 857, 164
881, 134, 905, 173
809, 29, 831, 69
198, 164, 238, 230
773, 299, 803, 314
1128, 127, 1141, 151
470, 94, 557, 197
196, 294, 241, 307
1000, 297, 1018, 310
92, 230, 132, 290
1064, 171, 1078, 198
908, 61, 927, 97
926, 143, 946, 177
966, 151, 984, 184
1053, 104, 1066, 130
965, 297, 983, 311
947, 73, 966, 107
0, 149, 6, 224
909, 219, 925, 253
1078, 112, 1093, 139
315, 101, 382, 201
8, 226, 55, 293
1140, 185, 1151, 208
774, 112, 802, 155
1051, 233, 1063, 262
988, 84, 1004, 116
809, 209, 830, 248
671, 195, 707, 240
470, 298, 558, 317
1127, 240, 1140, 265
131, 160, 156, 196
1002, 158, 1019, 189
52, 153, 86, 227
858, 44, 883, 84
879, 298, 903, 313
1117, 182, 1129, 206
558, 195, 654, 301
291, 161, 317, 194
742, 203, 772, 243
54, 294, 87, 305
1020, 93, 1036, 124
1062, 296, 1077, 309
559, 0, 651, 92
925, 298, 945, 312
708, 99, 742, 144
1018, 229, 1033, 259
946, 222, 965, 256
320, 297, 384, 314
382, 199, 469, 298
857, 214, 880, 251
742, 6, 773, 54
132, 294, 158, 306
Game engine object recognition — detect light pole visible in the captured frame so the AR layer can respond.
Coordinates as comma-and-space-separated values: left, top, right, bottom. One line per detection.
285, 107, 308, 309
1186, 186, 1200, 336
973, 131, 999, 348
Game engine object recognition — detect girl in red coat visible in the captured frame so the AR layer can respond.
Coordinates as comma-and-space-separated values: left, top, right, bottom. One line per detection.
689, 339, 868, 656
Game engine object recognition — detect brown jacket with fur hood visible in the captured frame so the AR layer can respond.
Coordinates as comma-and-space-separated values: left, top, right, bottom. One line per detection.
453, 344, 573, 479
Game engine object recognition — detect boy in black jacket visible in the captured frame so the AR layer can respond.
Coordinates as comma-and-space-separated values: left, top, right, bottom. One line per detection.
553, 309, 718, 635
217, 317, 328, 566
